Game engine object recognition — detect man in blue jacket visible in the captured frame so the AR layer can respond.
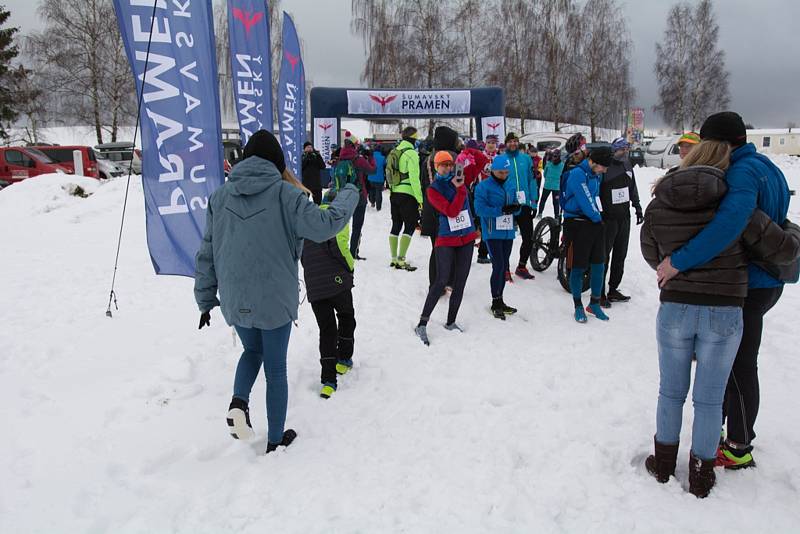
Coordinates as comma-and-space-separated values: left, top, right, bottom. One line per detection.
562, 145, 614, 323
656, 112, 791, 468
503, 132, 539, 280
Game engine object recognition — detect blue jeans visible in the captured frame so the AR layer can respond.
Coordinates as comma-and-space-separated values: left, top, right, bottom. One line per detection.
233, 322, 292, 444
655, 303, 743, 460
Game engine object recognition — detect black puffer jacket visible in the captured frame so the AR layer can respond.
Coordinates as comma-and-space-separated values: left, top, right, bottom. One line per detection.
641, 165, 800, 306
301, 235, 353, 303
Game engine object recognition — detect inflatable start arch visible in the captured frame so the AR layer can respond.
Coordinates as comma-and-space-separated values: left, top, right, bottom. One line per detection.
310, 86, 505, 163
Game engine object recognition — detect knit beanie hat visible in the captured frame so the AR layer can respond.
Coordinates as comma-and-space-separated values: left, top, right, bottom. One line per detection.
343, 130, 359, 146
588, 145, 614, 167
465, 139, 480, 150
699, 112, 747, 146
505, 132, 519, 143
303, 141, 313, 149
491, 154, 511, 171
485, 134, 499, 143
611, 136, 630, 151
433, 126, 459, 152
243, 129, 286, 173
433, 151, 455, 165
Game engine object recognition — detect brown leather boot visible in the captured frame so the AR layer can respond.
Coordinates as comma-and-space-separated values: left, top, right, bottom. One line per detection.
645, 436, 679, 483
688, 452, 716, 498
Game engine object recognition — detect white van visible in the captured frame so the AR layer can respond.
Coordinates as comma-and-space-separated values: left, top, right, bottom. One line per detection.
518, 132, 575, 156
644, 135, 682, 168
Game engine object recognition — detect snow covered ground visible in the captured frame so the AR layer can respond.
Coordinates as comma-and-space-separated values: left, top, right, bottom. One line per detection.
1, 161, 799, 533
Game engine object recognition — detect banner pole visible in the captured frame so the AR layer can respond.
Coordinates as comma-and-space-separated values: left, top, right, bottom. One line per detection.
105, 0, 159, 318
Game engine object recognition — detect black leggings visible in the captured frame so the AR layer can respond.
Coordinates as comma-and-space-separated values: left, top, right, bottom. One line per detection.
429, 236, 456, 288
517, 205, 535, 267
390, 193, 418, 236
538, 188, 560, 218
724, 286, 784, 449
420, 243, 473, 325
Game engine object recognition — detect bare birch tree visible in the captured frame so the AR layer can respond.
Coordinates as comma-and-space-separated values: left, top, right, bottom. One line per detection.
27, 0, 135, 144
655, 0, 728, 131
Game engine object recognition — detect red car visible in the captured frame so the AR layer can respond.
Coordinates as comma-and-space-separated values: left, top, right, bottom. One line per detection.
0, 146, 72, 186
31, 145, 100, 179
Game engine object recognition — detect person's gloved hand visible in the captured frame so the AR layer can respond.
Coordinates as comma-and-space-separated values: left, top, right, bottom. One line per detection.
199, 312, 211, 330
636, 210, 644, 225
502, 204, 520, 214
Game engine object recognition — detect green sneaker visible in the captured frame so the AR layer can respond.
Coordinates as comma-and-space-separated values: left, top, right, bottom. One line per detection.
336, 359, 353, 375
320, 383, 336, 399
394, 259, 418, 272
715, 445, 755, 469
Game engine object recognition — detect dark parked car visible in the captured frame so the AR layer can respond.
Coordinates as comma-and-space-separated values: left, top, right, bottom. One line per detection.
629, 146, 645, 167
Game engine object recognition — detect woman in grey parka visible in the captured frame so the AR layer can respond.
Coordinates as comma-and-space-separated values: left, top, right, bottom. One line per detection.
194, 130, 358, 453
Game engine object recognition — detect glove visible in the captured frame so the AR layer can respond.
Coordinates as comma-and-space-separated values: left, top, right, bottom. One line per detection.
502, 204, 520, 215
636, 211, 644, 225
199, 311, 211, 330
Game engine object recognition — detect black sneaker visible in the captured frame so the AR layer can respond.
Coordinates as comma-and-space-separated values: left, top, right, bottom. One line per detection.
227, 397, 255, 441
477, 256, 491, 264
599, 295, 612, 309
608, 289, 631, 302
266, 429, 297, 454
491, 299, 506, 320
500, 299, 518, 315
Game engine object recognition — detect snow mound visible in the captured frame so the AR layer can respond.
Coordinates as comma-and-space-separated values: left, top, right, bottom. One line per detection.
0, 165, 798, 532
0, 173, 103, 217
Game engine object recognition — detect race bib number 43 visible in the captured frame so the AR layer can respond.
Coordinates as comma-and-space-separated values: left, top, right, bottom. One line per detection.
496, 214, 513, 230
448, 209, 472, 232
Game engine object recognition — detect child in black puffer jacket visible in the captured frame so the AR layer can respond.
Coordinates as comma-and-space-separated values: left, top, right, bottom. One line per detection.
301, 192, 357, 399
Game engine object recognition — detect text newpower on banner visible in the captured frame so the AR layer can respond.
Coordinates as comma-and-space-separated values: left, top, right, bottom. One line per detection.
313, 118, 337, 168
227, 0, 274, 145
481, 116, 506, 141
114, 0, 225, 276
347, 90, 471, 115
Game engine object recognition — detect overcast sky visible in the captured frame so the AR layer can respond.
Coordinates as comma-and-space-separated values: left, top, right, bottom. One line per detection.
4, 0, 799, 130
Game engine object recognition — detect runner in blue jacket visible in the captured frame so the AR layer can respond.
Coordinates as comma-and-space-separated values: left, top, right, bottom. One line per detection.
474, 154, 521, 319
561, 146, 613, 323
503, 132, 539, 279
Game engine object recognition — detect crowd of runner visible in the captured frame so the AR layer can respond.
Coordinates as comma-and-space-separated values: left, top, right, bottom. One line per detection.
194, 111, 798, 499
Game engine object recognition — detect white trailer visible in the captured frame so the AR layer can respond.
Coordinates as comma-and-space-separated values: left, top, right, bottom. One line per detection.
746, 129, 800, 156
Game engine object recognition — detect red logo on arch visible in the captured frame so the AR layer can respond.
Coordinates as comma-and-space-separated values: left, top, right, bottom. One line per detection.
488, 122, 501, 131
232, 8, 263, 35
369, 94, 398, 110
318, 123, 333, 132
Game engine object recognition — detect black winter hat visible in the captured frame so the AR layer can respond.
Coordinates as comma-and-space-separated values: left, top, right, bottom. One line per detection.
588, 145, 614, 167
243, 129, 286, 173
303, 141, 313, 149
505, 132, 519, 143
433, 126, 459, 151
699, 112, 747, 147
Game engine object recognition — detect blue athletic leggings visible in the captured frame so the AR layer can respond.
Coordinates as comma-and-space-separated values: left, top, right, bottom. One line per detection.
486, 239, 513, 299
233, 322, 292, 444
